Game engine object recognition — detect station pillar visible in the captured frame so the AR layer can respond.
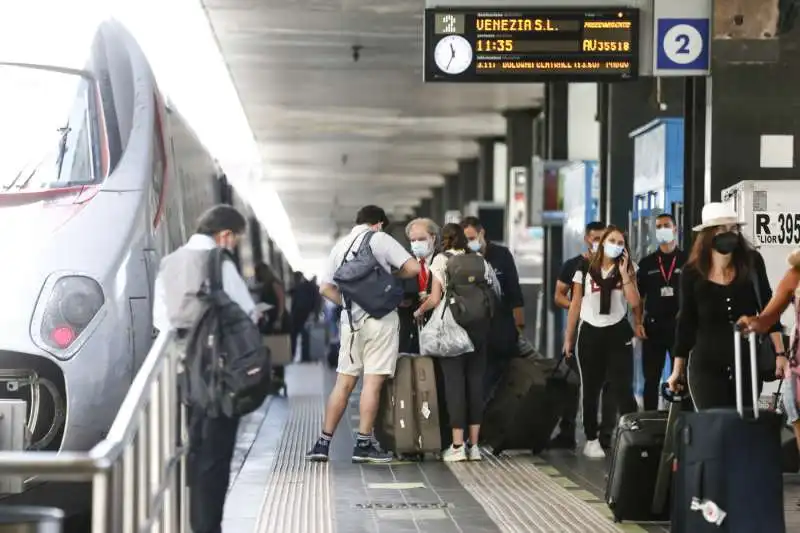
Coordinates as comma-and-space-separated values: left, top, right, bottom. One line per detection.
545, 81, 568, 161
416, 198, 432, 219
599, 78, 684, 228
458, 158, 479, 211
707, 26, 800, 202
540, 82, 569, 357
431, 187, 444, 224
477, 136, 502, 202
443, 173, 461, 214
504, 108, 541, 203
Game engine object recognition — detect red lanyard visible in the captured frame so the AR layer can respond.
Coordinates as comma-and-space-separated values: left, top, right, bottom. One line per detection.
658, 255, 677, 284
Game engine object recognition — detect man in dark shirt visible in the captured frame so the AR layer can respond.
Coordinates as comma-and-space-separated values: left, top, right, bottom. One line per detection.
634, 213, 687, 411
290, 272, 321, 362
462, 216, 525, 397
552, 221, 616, 449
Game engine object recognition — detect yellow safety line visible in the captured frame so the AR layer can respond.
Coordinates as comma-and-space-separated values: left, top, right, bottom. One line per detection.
533, 456, 649, 533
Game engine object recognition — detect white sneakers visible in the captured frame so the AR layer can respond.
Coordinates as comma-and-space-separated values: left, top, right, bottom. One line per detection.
442, 444, 482, 462
583, 439, 606, 459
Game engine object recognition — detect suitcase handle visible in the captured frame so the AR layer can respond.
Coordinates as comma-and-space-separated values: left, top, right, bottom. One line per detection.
660, 381, 687, 403
733, 326, 760, 419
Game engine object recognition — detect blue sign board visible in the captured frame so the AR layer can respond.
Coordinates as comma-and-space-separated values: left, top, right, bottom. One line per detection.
655, 18, 710, 73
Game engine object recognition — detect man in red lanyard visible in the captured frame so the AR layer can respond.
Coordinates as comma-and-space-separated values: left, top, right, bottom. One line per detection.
634, 213, 687, 411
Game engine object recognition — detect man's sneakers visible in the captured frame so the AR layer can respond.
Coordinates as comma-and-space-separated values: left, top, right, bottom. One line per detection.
352, 434, 393, 464
305, 432, 333, 462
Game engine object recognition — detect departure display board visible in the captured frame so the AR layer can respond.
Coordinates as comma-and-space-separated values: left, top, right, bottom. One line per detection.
423, 7, 639, 82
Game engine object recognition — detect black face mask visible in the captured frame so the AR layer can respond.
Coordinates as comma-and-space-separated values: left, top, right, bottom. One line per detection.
712, 232, 739, 255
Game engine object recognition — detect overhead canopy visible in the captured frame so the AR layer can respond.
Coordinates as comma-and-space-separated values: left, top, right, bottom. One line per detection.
202, 0, 544, 268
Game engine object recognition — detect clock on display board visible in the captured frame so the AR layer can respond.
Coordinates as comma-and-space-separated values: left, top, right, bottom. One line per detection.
434, 34, 473, 75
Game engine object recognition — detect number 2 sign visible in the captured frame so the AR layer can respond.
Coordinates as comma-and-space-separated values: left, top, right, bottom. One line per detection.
655, 18, 710, 75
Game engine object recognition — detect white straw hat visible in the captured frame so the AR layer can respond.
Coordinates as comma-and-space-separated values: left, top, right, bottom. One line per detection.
692, 202, 745, 231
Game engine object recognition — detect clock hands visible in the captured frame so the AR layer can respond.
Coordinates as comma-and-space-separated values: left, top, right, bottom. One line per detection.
446, 42, 456, 70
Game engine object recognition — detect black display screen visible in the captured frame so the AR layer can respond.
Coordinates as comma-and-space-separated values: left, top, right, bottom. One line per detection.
423, 7, 639, 82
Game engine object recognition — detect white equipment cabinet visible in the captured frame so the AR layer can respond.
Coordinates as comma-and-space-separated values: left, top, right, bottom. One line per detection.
722, 180, 800, 335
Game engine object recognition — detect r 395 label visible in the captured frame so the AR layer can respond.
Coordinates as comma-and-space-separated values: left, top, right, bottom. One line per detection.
754, 212, 800, 246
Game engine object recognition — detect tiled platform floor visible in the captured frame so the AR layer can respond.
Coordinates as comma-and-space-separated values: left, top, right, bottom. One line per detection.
223, 363, 800, 533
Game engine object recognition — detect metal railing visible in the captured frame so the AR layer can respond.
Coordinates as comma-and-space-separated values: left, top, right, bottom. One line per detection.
0, 331, 188, 533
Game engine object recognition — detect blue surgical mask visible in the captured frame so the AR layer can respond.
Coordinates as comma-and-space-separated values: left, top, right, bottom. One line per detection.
604, 242, 624, 259
468, 240, 482, 252
655, 227, 675, 244
590, 242, 599, 253
410, 240, 431, 258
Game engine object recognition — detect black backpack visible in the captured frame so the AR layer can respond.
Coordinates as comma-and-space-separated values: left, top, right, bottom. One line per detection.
183, 248, 271, 418
444, 252, 495, 330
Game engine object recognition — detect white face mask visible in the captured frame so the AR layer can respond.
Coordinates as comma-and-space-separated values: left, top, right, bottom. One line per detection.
604, 242, 624, 259
410, 240, 431, 258
590, 241, 599, 253
467, 240, 481, 252
655, 227, 675, 244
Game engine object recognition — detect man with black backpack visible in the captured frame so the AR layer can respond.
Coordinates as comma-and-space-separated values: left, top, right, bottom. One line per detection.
306, 205, 420, 464
153, 205, 269, 533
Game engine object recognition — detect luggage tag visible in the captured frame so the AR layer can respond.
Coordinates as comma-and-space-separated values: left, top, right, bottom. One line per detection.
660, 286, 674, 297
690, 497, 727, 526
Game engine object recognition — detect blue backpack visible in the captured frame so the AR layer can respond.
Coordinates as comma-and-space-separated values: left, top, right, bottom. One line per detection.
333, 231, 403, 320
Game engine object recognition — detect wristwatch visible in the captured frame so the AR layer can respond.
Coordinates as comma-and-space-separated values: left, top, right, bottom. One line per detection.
776, 352, 787, 358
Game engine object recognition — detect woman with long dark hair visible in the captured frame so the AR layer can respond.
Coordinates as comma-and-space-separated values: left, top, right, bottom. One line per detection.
563, 225, 640, 459
414, 223, 499, 462
666, 203, 786, 409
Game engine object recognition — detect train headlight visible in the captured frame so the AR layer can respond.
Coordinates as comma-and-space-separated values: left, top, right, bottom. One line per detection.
32, 275, 105, 359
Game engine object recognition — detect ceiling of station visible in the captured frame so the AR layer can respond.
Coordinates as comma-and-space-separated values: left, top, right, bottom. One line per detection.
201, 0, 545, 262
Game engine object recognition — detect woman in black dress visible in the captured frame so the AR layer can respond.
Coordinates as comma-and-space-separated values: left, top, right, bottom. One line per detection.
666, 203, 787, 409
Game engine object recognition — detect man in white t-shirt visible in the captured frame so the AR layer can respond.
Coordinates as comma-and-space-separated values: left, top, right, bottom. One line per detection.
306, 205, 420, 464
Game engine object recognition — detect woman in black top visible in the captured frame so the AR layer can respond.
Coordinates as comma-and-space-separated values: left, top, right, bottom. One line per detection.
667, 203, 786, 409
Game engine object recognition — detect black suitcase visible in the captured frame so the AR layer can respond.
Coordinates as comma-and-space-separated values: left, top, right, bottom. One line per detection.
671, 330, 785, 533
605, 385, 689, 523
481, 355, 576, 454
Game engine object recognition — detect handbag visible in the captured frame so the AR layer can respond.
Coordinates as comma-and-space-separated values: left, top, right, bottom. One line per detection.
750, 269, 779, 382
419, 298, 474, 358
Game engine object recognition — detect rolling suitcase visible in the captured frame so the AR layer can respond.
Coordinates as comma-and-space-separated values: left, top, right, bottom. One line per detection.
374, 355, 442, 458
671, 329, 785, 533
605, 385, 689, 523
481, 354, 576, 454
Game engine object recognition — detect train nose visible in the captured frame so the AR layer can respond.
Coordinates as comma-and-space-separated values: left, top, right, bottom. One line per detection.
0, 271, 68, 452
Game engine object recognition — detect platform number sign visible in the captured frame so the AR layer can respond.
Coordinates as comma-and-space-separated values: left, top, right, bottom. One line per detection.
754, 212, 800, 246
655, 18, 710, 75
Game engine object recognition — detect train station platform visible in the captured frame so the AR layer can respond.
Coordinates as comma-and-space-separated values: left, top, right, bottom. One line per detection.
220, 362, 800, 533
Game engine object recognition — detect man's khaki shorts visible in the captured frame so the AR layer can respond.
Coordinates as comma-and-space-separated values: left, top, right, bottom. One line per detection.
337, 311, 400, 376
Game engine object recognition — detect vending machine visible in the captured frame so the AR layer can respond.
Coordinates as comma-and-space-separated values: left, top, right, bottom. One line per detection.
561, 160, 600, 259
629, 118, 685, 260
629, 118, 684, 405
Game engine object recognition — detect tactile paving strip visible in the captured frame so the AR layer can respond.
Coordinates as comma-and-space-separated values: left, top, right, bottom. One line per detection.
446, 452, 626, 533
255, 395, 334, 533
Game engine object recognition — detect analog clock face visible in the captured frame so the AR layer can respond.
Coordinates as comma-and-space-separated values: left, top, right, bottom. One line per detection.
434, 35, 473, 75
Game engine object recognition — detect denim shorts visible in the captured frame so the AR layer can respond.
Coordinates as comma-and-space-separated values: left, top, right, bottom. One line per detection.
783, 374, 799, 424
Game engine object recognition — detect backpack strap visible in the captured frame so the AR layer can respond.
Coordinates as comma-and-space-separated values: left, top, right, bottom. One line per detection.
338, 230, 374, 363
207, 247, 226, 293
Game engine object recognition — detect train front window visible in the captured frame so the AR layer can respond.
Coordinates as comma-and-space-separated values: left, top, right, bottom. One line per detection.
0, 64, 101, 192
